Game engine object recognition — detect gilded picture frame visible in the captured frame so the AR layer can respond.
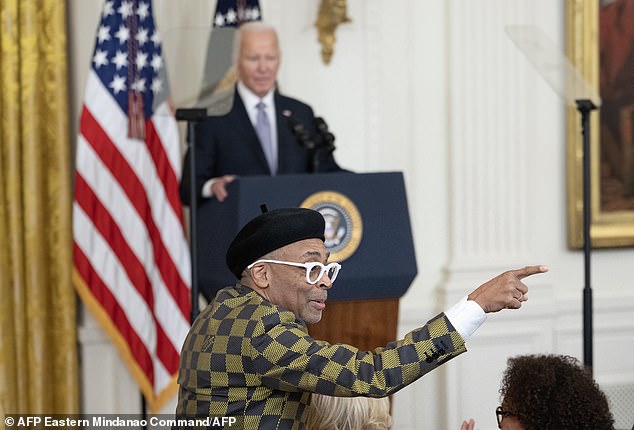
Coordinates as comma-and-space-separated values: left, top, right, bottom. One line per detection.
566, 0, 634, 248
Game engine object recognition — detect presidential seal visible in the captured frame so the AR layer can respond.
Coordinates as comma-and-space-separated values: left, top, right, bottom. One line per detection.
301, 191, 363, 262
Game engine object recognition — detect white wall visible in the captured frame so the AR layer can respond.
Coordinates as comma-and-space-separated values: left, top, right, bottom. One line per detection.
69, 1, 634, 429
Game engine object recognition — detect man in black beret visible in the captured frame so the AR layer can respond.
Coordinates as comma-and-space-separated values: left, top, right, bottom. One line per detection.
175, 207, 548, 429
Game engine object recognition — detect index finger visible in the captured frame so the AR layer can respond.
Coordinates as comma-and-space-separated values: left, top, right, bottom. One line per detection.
511, 265, 549, 280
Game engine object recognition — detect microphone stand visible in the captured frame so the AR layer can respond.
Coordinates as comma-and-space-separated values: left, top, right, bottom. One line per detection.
175, 107, 207, 324
139, 108, 206, 427
575, 98, 597, 373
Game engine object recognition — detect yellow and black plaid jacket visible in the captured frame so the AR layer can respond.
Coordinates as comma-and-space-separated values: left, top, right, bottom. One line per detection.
176, 284, 467, 429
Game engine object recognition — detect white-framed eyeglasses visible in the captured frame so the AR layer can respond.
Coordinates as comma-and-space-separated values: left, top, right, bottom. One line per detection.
247, 259, 341, 284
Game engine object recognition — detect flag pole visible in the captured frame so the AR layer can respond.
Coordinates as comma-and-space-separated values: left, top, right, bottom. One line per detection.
141, 394, 148, 429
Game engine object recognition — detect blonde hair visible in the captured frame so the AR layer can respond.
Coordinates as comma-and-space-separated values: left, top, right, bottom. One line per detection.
305, 394, 391, 430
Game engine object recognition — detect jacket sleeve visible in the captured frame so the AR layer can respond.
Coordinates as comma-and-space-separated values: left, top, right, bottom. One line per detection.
248, 309, 467, 397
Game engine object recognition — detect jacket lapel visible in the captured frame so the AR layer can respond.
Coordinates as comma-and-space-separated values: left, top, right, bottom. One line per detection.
274, 92, 295, 173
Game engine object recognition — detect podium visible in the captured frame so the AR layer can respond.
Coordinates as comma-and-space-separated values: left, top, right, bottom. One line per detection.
195, 171, 417, 349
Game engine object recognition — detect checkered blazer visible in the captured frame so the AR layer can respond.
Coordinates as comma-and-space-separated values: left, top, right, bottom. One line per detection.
176, 284, 467, 429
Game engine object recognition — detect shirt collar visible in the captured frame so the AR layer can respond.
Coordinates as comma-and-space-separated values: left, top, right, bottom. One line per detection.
237, 81, 275, 110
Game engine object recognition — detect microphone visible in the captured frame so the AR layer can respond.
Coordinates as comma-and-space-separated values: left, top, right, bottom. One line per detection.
283, 112, 338, 173
314, 117, 336, 153
283, 110, 315, 150
283, 109, 320, 172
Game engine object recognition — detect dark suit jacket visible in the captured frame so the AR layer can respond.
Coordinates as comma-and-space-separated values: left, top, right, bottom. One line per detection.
179, 87, 344, 205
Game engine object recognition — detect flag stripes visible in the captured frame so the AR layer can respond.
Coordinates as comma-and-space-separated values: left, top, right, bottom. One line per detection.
79, 100, 190, 317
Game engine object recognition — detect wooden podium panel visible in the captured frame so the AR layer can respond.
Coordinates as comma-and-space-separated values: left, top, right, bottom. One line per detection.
308, 298, 399, 351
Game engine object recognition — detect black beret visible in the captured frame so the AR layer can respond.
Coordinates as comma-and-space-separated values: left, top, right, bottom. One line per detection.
226, 207, 325, 278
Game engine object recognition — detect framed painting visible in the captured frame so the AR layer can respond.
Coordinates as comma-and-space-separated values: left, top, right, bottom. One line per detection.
566, 0, 634, 248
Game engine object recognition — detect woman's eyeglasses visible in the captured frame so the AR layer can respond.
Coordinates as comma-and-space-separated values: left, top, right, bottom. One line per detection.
495, 405, 514, 428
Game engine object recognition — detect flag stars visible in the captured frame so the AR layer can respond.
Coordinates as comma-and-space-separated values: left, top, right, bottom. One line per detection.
247, 7, 260, 21
103, 0, 114, 17
248, 7, 261, 21
115, 25, 129, 44
239, 6, 260, 22
137, 2, 150, 20
150, 54, 163, 72
118, 1, 133, 19
132, 78, 146, 92
109, 75, 126, 94
214, 13, 225, 27
136, 51, 148, 70
113, 50, 128, 70
93, 49, 109, 68
136, 27, 149, 46
97, 25, 111, 43
94, 1, 164, 103
150, 31, 161, 47
225, 8, 237, 24
151, 78, 163, 95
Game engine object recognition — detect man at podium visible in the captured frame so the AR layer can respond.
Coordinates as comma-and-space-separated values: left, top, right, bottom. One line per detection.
179, 21, 345, 206
176, 207, 549, 428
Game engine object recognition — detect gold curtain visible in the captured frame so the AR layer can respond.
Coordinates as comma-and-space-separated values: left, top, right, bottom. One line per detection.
0, 0, 78, 419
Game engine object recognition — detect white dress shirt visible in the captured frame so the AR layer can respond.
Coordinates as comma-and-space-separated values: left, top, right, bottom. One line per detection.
444, 296, 487, 341
237, 81, 278, 167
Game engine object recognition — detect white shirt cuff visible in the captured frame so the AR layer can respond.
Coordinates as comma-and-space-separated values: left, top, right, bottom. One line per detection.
201, 178, 217, 198
444, 295, 486, 341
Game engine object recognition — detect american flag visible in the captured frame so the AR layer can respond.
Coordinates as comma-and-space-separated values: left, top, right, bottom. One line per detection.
72, 0, 191, 411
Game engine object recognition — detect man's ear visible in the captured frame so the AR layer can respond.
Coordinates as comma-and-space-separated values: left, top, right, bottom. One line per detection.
248, 263, 270, 290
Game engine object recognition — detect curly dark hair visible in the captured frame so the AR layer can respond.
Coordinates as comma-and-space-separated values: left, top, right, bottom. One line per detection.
499, 354, 614, 430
